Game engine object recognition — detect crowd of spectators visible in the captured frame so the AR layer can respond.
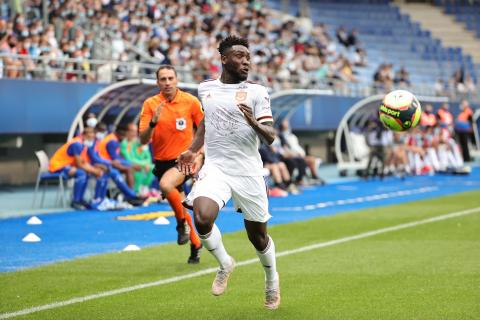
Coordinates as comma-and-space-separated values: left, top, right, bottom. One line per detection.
1, 0, 369, 89
0, 0, 477, 99
0, 0, 100, 81
372, 63, 411, 92
434, 68, 477, 99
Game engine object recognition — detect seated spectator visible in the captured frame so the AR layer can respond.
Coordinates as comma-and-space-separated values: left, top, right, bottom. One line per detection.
434, 78, 447, 96
394, 67, 410, 87
85, 112, 98, 128
259, 140, 300, 196
435, 124, 464, 171
337, 56, 356, 82
336, 26, 349, 48
48, 126, 103, 209
120, 123, 156, 196
97, 124, 141, 189
363, 120, 393, 179
347, 28, 359, 49
385, 132, 409, 178
351, 47, 367, 67
278, 119, 325, 185
420, 104, 437, 128
436, 103, 454, 129
373, 63, 393, 92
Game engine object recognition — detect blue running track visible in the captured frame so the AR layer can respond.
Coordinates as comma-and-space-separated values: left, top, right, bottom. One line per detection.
1, 168, 479, 272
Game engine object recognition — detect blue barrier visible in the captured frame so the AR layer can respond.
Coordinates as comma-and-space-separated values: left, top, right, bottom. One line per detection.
0, 79, 106, 134
0, 79, 477, 134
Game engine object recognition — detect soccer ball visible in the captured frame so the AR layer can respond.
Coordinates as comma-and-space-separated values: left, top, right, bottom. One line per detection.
378, 90, 422, 132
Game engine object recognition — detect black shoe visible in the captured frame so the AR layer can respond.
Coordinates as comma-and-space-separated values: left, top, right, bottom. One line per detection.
71, 201, 86, 210
126, 196, 146, 207
188, 244, 202, 264
176, 220, 190, 245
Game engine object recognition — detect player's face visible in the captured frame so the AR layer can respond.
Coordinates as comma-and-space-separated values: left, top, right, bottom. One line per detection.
83, 127, 95, 141
157, 69, 178, 96
127, 124, 138, 140
223, 45, 250, 81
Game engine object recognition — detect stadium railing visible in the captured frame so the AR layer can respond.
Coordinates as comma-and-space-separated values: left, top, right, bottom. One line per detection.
1, 53, 478, 102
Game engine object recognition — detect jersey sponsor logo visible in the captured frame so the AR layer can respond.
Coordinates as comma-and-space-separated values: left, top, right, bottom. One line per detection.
176, 117, 187, 130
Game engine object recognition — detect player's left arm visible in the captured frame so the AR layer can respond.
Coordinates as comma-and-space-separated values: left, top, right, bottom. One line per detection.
237, 86, 275, 145
238, 103, 275, 145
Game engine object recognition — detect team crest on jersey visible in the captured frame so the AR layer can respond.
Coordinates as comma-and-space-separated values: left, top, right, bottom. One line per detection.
176, 118, 187, 131
235, 91, 247, 102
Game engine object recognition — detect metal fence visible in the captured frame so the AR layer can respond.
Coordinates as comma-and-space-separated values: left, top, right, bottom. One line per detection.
1, 53, 478, 102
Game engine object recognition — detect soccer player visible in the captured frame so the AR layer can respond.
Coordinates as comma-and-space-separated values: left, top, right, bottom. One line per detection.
177, 35, 280, 309
48, 126, 103, 209
87, 124, 146, 208
97, 125, 140, 189
120, 123, 155, 195
139, 65, 203, 264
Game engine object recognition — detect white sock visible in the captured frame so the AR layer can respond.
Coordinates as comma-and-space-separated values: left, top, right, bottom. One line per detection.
256, 235, 278, 285
199, 224, 231, 269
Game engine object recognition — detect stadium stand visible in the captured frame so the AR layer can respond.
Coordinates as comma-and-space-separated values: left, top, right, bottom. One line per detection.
0, 0, 477, 100
270, 0, 477, 98
435, 0, 480, 38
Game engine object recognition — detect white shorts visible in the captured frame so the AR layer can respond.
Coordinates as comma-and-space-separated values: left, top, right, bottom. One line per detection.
183, 164, 272, 223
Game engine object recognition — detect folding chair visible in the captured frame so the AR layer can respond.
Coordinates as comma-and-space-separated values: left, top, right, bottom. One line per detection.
32, 150, 69, 208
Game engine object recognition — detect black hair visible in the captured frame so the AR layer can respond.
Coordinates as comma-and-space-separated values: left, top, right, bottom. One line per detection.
155, 64, 177, 80
95, 122, 107, 132
218, 35, 249, 56
116, 123, 128, 133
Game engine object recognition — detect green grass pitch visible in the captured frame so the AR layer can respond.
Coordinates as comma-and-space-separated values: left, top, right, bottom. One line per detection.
1, 191, 479, 319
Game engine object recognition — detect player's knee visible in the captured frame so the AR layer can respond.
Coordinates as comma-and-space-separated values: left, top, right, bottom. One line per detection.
159, 180, 174, 193
193, 209, 214, 234
248, 232, 269, 251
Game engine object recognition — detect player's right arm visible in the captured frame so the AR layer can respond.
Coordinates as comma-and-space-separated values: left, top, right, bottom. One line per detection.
139, 100, 165, 145
177, 119, 205, 175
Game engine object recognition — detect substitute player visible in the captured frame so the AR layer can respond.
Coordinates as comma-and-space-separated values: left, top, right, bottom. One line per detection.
177, 36, 280, 309
48, 126, 103, 209
139, 65, 203, 264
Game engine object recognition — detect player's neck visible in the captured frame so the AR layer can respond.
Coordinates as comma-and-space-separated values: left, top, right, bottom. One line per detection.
220, 72, 243, 84
162, 89, 177, 102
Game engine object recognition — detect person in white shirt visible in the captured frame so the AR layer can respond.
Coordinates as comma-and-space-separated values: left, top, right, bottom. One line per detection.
177, 35, 280, 310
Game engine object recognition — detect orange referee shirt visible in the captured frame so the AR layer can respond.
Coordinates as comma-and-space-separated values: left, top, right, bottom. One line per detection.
139, 89, 204, 161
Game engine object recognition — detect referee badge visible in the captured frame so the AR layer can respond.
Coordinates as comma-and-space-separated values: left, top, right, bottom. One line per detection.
176, 117, 187, 131
235, 91, 247, 102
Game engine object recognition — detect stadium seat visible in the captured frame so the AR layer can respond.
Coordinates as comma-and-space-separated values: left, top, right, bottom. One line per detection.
32, 150, 69, 208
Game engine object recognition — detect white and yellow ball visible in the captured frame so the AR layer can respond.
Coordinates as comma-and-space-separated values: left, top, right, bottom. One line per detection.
379, 90, 422, 132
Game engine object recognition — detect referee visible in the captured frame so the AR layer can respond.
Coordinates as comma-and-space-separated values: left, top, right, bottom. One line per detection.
139, 65, 204, 264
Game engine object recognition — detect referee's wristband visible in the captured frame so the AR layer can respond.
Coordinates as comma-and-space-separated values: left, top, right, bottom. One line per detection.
149, 121, 157, 128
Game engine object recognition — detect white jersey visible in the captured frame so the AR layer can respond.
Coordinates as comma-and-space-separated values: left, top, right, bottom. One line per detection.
198, 79, 273, 176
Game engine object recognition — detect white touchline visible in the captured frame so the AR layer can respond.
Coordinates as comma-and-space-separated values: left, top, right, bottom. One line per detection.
273, 186, 438, 211
1, 206, 479, 319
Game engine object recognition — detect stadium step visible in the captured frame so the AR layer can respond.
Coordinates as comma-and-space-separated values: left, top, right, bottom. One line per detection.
394, 2, 480, 64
